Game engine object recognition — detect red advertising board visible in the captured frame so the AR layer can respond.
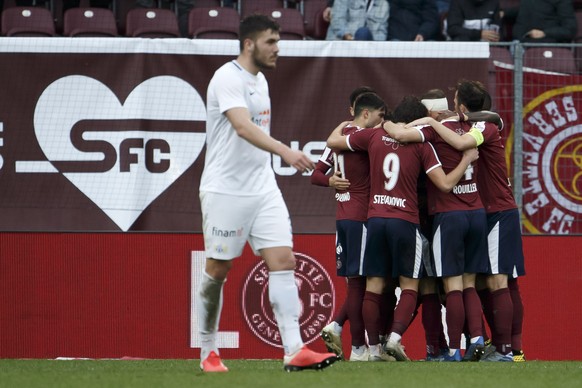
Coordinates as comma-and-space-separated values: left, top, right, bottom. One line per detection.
1, 233, 581, 361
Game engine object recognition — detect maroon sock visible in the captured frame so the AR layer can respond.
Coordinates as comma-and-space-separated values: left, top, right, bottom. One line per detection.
362, 291, 382, 346
491, 287, 513, 354
463, 287, 484, 338
333, 298, 349, 327
477, 288, 492, 341
346, 277, 367, 347
422, 293, 443, 354
391, 289, 418, 336
509, 278, 524, 351
445, 290, 464, 349
380, 286, 397, 336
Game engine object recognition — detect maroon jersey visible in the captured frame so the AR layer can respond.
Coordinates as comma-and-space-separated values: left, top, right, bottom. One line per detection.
471, 121, 517, 213
318, 125, 370, 222
347, 127, 441, 224
417, 121, 484, 214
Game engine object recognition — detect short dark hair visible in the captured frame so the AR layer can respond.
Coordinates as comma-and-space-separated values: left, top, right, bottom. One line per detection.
239, 14, 280, 51
456, 79, 486, 112
481, 88, 492, 110
392, 95, 428, 123
349, 86, 376, 107
353, 92, 386, 117
421, 88, 446, 100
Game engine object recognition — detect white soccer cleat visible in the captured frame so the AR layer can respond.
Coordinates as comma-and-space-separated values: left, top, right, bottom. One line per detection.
385, 339, 410, 361
368, 344, 396, 362
349, 346, 370, 362
320, 321, 343, 359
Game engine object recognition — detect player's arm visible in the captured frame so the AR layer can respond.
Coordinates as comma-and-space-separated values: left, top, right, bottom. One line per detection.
326, 121, 352, 150
382, 121, 422, 143
427, 148, 479, 192
226, 107, 314, 172
465, 110, 503, 130
311, 160, 351, 190
406, 117, 479, 151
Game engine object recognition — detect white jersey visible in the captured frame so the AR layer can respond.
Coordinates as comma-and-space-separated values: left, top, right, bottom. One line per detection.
200, 60, 278, 195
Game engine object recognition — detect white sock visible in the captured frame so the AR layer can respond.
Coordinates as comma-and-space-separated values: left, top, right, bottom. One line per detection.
196, 270, 226, 360
268, 270, 303, 356
352, 345, 366, 355
389, 333, 402, 344
330, 321, 343, 334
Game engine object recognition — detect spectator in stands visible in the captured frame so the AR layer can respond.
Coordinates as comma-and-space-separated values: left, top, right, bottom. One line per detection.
325, 0, 389, 41
446, 0, 501, 42
387, 0, 440, 41
323, 0, 333, 23
436, 0, 451, 16
512, 0, 577, 43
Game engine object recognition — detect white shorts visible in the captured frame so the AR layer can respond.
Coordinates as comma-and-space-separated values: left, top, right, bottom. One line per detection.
200, 189, 293, 260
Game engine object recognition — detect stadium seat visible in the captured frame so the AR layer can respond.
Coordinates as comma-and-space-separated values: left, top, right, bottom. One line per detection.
264, 8, 306, 40
188, 7, 240, 39
302, 0, 329, 40
523, 47, 577, 74
63, 7, 118, 37
240, 0, 286, 18
1, 6, 56, 37
125, 8, 180, 37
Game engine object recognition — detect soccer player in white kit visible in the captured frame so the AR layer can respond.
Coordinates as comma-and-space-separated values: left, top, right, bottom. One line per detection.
197, 14, 338, 372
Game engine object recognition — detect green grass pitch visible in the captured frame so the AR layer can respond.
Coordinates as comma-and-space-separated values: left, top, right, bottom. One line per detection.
1, 359, 581, 388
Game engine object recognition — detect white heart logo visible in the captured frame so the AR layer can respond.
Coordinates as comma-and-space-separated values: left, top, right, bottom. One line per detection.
33, 75, 206, 231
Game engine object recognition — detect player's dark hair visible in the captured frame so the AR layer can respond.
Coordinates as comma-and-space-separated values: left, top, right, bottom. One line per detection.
353, 92, 386, 117
421, 88, 446, 100
392, 95, 428, 123
349, 86, 376, 107
239, 14, 280, 51
456, 79, 486, 112
482, 88, 492, 110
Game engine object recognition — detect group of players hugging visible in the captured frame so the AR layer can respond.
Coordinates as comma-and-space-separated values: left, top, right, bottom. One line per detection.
313, 80, 526, 363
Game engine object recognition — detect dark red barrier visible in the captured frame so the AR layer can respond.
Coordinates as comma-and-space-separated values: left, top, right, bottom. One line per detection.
0, 233, 580, 360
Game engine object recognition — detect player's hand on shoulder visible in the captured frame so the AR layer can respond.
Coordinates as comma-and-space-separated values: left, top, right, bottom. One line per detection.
332, 121, 351, 135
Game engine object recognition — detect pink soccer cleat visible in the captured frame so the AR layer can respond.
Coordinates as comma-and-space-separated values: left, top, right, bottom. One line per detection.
283, 345, 339, 372
200, 351, 228, 372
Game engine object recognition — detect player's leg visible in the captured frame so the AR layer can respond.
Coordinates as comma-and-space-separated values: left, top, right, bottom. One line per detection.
345, 276, 367, 360
251, 190, 338, 371
385, 221, 423, 361
433, 212, 467, 361
462, 209, 490, 361
481, 210, 522, 362
500, 209, 526, 361
197, 191, 252, 372
197, 258, 232, 372
420, 277, 448, 360
509, 278, 525, 361
442, 275, 464, 361
361, 217, 394, 361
